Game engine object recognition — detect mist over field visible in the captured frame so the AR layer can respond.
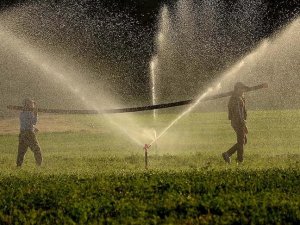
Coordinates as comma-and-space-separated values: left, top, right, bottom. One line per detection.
0, 0, 299, 224
0, 0, 299, 118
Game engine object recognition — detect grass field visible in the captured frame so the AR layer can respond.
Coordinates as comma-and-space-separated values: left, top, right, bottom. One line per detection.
0, 110, 299, 224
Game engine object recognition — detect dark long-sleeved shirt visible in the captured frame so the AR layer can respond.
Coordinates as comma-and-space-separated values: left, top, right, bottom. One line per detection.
228, 95, 247, 126
20, 111, 38, 131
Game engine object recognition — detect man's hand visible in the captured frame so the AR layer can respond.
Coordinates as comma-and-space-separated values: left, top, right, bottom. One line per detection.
33, 102, 38, 115
244, 125, 248, 134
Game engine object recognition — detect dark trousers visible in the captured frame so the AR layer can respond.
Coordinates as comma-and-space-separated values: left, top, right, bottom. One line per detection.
226, 122, 247, 163
17, 131, 42, 167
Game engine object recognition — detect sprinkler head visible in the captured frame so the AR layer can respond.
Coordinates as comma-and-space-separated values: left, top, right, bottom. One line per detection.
143, 144, 151, 151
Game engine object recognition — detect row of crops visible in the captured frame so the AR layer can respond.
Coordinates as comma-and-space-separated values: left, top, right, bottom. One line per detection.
0, 168, 299, 224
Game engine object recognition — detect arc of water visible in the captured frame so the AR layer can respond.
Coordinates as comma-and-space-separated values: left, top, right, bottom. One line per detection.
149, 40, 270, 146
149, 88, 215, 146
150, 56, 158, 120
0, 25, 144, 146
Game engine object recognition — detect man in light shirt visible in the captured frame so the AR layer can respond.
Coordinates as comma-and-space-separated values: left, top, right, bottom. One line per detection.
17, 98, 42, 167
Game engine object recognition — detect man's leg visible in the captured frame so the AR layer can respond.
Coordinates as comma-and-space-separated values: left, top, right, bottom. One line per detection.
226, 143, 238, 156
16, 133, 29, 167
236, 129, 246, 163
222, 124, 246, 163
222, 124, 240, 163
222, 143, 238, 163
28, 132, 43, 166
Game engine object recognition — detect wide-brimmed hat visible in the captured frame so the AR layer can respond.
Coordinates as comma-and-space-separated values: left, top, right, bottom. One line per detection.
234, 82, 249, 91
23, 98, 35, 106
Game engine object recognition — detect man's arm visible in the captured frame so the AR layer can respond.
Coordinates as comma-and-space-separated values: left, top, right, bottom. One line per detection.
237, 99, 248, 133
32, 102, 38, 125
237, 100, 246, 125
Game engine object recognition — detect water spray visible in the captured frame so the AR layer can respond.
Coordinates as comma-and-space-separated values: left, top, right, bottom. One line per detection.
0, 24, 146, 146
150, 56, 158, 120
142, 82, 268, 152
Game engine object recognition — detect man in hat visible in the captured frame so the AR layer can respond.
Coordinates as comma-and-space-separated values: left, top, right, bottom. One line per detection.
222, 82, 249, 164
16, 98, 42, 167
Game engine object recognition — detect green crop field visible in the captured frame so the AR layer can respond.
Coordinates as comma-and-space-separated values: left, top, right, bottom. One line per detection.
0, 110, 299, 224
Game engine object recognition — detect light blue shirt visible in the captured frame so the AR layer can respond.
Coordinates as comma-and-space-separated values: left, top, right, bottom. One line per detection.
20, 111, 37, 131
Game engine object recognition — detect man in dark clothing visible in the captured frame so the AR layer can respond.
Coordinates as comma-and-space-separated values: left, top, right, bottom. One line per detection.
222, 82, 249, 164
16, 98, 42, 167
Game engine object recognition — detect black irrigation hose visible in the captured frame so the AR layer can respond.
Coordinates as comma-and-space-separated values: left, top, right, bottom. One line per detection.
7, 83, 268, 114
